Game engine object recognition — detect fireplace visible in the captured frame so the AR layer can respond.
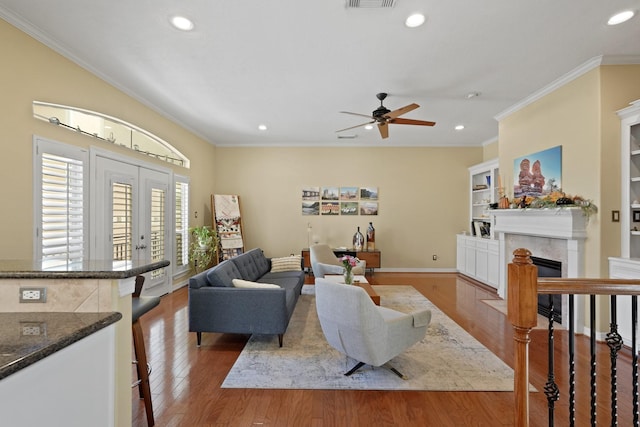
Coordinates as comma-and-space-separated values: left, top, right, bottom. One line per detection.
531, 256, 562, 323
492, 207, 587, 329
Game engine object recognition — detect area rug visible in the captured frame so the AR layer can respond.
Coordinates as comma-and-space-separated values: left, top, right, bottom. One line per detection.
222, 285, 519, 391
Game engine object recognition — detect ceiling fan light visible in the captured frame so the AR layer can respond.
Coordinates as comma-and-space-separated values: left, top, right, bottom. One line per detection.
607, 10, 634, 25
170, 16, 195, 31
364, 124, 374, 130
405, 13, 426, 28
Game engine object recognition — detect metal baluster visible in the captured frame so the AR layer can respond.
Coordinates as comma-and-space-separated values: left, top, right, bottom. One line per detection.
633, 295, 639, 427
569, 294, 576, 427
545, 294, 560, 426
606, 295, 623, 426
590, 294, 597, 427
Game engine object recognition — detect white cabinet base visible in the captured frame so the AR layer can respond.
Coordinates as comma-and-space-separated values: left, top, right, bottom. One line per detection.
457, 234, 499, 289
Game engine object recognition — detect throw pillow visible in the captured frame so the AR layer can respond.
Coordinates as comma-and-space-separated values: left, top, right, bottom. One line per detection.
232, 279, 281, 289
270, 255, 302, 272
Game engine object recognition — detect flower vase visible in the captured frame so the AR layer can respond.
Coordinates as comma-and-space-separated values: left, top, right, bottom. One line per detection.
344, 270, 354, 285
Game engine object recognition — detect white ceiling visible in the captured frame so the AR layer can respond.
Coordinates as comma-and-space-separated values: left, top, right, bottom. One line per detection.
1, 1, 639, 147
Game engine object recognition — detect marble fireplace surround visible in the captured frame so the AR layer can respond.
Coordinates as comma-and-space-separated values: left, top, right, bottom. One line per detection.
492, 207, 587, 327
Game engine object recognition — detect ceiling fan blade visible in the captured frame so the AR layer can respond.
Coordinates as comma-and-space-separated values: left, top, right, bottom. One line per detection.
340, 111, 375, 119
378, 122, 389, 139
384, 103, 419, 119
336, 120, 375, 133
389, 118, 436, 127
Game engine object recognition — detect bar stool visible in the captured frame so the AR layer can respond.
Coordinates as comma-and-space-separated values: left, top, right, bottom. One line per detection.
132, 275, 160, 427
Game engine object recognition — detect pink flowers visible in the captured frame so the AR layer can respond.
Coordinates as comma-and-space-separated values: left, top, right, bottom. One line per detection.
341, 255, 359, 271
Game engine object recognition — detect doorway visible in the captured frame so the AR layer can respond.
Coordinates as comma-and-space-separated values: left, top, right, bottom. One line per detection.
93, 155, 171, 296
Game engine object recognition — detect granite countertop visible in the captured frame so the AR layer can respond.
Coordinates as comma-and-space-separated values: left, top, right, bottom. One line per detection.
0, 259, 170, 279
0, 311, 122, 380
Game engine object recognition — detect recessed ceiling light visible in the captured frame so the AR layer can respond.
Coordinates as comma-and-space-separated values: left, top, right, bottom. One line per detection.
405, 13, 426, 28
364, 124, 374, 130
170, 16, 194, 31
466, 92, 480, 99
608, 10, 635, 25
258, 124, 268, 131
455, 125, 465, 131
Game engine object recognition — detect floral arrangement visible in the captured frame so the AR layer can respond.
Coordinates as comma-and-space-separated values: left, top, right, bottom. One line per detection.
510, 191, 598, 219
341, 255, 359, 273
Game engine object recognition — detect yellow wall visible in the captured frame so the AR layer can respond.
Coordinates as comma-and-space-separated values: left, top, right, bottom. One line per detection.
214, 146, 482, 268
0, 18, 216, 260
498, 65, 640, 277
483, 139, 499, 162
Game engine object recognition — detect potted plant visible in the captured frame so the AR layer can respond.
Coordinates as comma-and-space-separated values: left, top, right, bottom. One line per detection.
189, 226, 219, 272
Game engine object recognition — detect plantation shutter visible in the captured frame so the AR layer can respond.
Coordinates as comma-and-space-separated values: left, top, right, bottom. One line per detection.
112, 182, 132, 262
175, 180, 189, 269
40, 152, 85, 267
150, 187, 166, 279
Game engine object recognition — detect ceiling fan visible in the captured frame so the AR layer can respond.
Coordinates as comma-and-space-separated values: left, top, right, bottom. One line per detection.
337, 92, 436, 139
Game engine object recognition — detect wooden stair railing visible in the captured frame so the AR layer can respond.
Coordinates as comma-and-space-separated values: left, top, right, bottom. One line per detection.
508, 248, 640, 427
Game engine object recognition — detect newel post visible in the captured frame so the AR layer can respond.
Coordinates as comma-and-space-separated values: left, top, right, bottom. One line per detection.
508, 248, 538, 427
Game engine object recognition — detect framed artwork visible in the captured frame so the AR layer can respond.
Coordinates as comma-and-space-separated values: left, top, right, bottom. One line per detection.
634, 211, 640, 222
302, 185, 378, 216
301, 187, 320, 201
302, 201, 319, 215
360, 186, 378, 200
321, 186, 339, 200
340, 202, 358, 215
513, 145, 562, 198
321, 202, 340, 215
340, 186, 359, 200
360, 202, 378, 215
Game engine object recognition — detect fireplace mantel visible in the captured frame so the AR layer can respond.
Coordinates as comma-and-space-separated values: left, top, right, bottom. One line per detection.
491, 207, 587, 240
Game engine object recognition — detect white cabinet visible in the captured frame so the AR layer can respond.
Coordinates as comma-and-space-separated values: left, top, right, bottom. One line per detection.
457, 159, 500, 289
457, 234, 499, 289
609, 257, 640, 348
620, 99, 640, 258
0, 326, 116, 427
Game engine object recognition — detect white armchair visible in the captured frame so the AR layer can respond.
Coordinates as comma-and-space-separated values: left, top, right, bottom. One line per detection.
314, 278, 431, 378
309, 244, 366, 278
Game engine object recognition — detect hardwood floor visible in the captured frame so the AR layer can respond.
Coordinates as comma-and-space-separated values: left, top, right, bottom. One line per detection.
132, 273, 636, 426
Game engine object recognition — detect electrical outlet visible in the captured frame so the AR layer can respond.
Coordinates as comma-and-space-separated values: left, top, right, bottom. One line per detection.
432, 255, 438, 261
19, 287, 47, 303
20, 322, 47, 336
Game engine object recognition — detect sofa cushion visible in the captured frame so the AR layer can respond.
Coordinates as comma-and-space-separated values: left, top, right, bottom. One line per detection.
270, 255, 302, 272
245, 248, 271, 275
206, 259, 242, 287
232, 279, 281, 289
231, 249, 266, 281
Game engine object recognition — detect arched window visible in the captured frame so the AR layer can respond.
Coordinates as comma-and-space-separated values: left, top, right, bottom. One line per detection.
33, 101, 190, 168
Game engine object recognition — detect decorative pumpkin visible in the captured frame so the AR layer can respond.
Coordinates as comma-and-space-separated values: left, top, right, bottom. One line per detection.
499, 196, 510, 209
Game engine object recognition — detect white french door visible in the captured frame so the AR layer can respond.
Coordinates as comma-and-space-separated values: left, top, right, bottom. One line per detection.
93, 156, 171, 296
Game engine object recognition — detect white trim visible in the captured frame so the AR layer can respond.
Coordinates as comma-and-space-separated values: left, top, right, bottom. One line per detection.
481, 137, 498, 146
495, 55, 640, 122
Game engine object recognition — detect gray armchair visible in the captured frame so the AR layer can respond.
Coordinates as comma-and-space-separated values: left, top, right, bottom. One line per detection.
309, 244, 366, 278
314, 278, 431, 378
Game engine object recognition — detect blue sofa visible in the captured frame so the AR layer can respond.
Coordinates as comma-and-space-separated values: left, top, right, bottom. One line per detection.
188, 248, 305, 347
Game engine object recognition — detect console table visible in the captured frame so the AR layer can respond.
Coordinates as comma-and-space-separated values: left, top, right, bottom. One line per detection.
301, 248, 381, 274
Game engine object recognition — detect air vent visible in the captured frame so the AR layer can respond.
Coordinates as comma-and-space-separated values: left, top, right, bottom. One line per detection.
346, 0, 396, 8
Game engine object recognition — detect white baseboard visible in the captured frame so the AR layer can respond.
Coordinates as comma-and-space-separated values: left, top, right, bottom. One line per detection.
374, 267, 458, 273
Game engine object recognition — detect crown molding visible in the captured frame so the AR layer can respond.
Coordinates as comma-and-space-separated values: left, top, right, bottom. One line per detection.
494, 55, 640, 122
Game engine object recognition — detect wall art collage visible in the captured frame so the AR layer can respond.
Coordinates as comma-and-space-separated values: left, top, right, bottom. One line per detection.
301, 186, 378, 216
